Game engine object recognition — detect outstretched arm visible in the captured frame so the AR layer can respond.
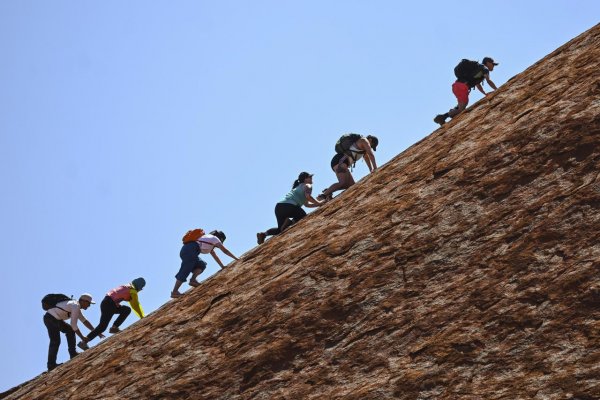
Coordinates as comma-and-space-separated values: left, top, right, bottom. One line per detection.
304, 195, 325, 208
358, 138, 377, 172
213, 245, 239, 266
303, 183, 325, 207
486, 75, 497, 90
476, 83, 486, 95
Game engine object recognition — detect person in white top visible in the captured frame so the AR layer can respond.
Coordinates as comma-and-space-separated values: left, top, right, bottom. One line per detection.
43, 293, 102, 371
171, 230, 239, 298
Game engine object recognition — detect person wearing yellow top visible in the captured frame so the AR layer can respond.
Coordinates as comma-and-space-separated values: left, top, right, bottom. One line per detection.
77, 278, 145, 350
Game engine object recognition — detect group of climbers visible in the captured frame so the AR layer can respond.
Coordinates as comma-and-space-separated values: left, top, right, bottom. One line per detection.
257, 133, 379, 244
40, 55, 499, 372
41, 278, 145, 371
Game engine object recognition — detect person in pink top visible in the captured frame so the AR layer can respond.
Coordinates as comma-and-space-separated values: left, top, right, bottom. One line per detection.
77, 278, 146, 350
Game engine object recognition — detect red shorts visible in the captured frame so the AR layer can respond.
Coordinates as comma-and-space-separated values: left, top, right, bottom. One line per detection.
452, 81, 470, 104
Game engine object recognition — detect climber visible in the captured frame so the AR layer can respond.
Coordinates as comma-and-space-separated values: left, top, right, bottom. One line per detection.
43, 293, 100, 371
171, 230, 239, 298
257, 172, 325, 244
78, 278, 146, 350
318, 134, 378, 200
434, 57, 499, 126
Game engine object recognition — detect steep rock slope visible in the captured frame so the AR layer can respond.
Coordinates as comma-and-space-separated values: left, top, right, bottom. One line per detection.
4, 23, 600, 400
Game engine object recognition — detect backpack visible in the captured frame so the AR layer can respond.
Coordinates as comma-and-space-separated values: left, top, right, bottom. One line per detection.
454, 59, 485, 87
182, 228, 205, 244
42, 294, 71, 311
335, 133, 363, 157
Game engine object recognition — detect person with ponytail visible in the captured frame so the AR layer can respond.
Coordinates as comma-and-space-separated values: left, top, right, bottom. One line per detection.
257, 172, 325, 244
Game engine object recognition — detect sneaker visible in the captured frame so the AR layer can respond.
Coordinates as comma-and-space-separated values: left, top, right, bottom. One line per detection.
257, 232, 266, 245
109, 326, 120, 334
77, 341, 89, 351
171, 291, 183, 299
434, 114, 446, 126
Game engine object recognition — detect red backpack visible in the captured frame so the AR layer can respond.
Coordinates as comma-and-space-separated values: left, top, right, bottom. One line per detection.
182, 228, 205, 244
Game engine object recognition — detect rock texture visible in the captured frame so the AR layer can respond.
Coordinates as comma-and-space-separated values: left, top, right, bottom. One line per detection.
4, 24, 600, 400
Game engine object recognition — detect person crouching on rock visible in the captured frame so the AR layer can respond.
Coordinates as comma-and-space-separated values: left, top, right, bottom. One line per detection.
78, 278, 146, 350
256, 172, 325, 245
171, 230, 239, 298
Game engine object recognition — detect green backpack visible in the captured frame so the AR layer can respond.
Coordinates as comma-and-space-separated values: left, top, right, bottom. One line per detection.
335, 133, 363, 157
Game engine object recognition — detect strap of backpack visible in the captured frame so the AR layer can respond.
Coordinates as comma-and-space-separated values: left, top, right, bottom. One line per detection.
53, 305, 71, 318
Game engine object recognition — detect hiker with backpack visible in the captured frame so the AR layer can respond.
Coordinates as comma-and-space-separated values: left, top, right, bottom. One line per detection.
257, 172, 325, 244
42, 293, 100, 371
78, 278, 146, 350
318, 134, 378, 200
434, 57, 499, 126
171, 230, 239, 298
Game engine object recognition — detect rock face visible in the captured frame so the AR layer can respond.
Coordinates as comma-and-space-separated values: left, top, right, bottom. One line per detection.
4, 24, 600, 400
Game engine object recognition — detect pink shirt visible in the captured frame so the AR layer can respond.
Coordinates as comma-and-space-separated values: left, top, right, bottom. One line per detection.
107, 285, 131, 305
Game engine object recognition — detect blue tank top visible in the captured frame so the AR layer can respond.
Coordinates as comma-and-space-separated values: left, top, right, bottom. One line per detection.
280, 183, 309, 207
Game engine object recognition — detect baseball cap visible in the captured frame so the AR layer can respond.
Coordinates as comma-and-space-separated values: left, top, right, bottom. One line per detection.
482, 57, 498, 65
298, 172, 314, 182
367, 135, 379, 151
79, 293, 95, 304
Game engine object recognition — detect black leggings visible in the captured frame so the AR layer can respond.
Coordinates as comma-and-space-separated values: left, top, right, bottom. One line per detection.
265, 202, 307, 236
87, 296, 131, 341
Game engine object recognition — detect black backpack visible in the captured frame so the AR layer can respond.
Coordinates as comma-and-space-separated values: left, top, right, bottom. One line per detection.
454, 59, 485, 87
335, 133, 363, 157
42, 294, 71, 311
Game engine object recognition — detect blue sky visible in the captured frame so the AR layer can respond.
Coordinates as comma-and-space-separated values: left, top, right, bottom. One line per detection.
0, 0, 597, 391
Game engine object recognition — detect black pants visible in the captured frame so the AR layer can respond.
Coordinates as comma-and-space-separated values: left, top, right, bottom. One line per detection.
87, 296, 131, 341
265, 202, 307, 236
44, 313, 78, 369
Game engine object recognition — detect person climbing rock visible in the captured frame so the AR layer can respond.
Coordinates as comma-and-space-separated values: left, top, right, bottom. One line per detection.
318, 134, 378, 200
43, 293, 99, 371
257, 172, 325, 244
171, 230, 238, 298
78, 278, 146, 349
434, 57, 499, 126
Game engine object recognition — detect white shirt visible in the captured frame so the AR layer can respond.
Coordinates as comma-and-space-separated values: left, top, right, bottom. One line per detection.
196, 234, 222, 254
349, 144, 364, 162
46, 300, 88, 332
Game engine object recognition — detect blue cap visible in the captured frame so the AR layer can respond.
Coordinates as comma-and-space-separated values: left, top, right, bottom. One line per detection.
132, 277, 146, 291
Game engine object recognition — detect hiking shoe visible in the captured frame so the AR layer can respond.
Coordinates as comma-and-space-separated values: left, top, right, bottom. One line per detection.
434, 114, 446, 126
257, 232, 266, 245
189, 280, 200, 287
109, 326, 120, 334
48, 363, 62, 371
77, 341, 89, 351
171, 291, 183, 299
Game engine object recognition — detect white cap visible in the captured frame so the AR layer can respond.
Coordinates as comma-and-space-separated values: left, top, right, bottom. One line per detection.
79, 293, 95, 304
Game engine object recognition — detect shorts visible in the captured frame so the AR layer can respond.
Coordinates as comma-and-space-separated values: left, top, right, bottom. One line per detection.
176, 242, 207, 282
330, 153, 350, 171
452, 81, 470, 104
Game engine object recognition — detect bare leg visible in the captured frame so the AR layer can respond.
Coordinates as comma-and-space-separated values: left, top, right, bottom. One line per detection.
448, 102, 467, 118
171, 280, 184, 298
189, 268, 203, 287
322, 164, 354, 197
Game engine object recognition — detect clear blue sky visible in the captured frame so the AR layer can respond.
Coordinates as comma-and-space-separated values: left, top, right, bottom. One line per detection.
0, 0, 597, 391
